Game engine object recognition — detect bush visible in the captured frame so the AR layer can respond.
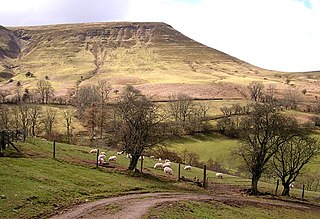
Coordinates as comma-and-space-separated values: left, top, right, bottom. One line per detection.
25, 71, 34, 77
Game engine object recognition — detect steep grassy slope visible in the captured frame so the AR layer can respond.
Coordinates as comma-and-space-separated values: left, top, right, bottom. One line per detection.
0, 22, 318, 101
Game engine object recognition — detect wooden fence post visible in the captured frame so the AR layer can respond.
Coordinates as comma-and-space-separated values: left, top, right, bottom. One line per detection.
53, 140, 56, 159
96, 149, 99, 168
140, 156, 143, 173
203, 164, 207, 188
178, 163, 181, 180
275, 179, 279, 195
302, 184, 305, 200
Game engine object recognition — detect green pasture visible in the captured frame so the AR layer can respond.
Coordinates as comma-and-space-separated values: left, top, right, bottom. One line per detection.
143, 200, 320, 219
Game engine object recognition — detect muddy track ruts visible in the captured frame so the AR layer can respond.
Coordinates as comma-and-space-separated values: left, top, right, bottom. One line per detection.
50, 192, 314, 219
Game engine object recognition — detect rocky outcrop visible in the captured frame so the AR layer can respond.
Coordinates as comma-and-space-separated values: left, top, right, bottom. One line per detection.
0, 25, 20, 59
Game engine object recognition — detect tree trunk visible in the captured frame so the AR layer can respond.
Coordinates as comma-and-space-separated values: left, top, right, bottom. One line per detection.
128, 154, 140, 171
251, 173, 261, 195
281, 183, 290, 196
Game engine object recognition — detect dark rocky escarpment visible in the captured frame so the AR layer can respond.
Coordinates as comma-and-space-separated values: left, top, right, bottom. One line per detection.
0, 25, 20, 59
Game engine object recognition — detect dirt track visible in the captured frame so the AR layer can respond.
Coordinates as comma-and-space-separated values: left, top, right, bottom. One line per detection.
50, 192, 315, 219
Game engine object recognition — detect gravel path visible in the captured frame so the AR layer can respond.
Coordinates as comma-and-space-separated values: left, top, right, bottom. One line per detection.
50, 192, 313, 219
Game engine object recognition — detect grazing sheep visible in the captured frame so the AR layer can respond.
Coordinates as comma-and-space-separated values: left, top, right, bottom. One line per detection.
98, 154, 106, 160
98, 157, 104, 165
158, 158, 162, 161
117, 151, 124, 155
126, 154, 132, 159
289, 183, 294, 189
163, 162, 171, 168
184, 165, 191, 171
165, 159, 170, 163
108, 155, 117, 162
154, 163, 163, 169
89, 149, 98, 153
164, 166, 173, 175
150, 156, 155, 159
216, 172, 223, 179
139, 156, 145, 160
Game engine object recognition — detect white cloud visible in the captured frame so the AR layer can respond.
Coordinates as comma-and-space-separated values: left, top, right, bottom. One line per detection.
0, 0, 319, 72
126, 0, 320, 72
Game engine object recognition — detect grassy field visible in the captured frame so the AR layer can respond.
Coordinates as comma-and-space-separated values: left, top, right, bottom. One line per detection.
143, 200, 320, 219
1, 137, 319, 218
0, 138, 179, 218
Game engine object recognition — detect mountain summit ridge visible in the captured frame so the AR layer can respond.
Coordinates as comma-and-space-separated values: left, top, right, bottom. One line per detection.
0, 22, 319, 101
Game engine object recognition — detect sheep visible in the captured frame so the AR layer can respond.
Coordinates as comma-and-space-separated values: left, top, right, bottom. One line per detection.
184, 165, 191, 171
101, 152, 106, 155
163, 162, 171, 168
98, 154, 106, 160
117, 151, 124, 155
89, 149, 98, 153
165, 159, 170, 163
216, 172, 223, 179
158, 158, 162, 161
98, 157, 105, 165
126, 154, 132, 159
108, 155, 117, 162
164, 166, 173, 175
139, 156, 145, 160
150, 156, 155, 159
289, 183, 294, 189
154, 163, 163, 169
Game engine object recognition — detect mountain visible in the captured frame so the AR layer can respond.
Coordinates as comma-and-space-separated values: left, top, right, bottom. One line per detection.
0, 22, 319, 101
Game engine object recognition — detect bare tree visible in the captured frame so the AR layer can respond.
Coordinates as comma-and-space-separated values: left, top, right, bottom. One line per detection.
36, 80, 54, 103
75, 85, 99, 118
169, 94, 193, 123
238, 104, 300, 195
29, 105, 41, 136
248, 81, 264, 102
12, 104, 30, 141
114, 85, 166, 171
62, 109, 75, 141
97, 80, 111, 139
42, 108, 56, 136
168, 94, 209, 133
273, 135, 319, 196
0, 105, 10, 130
84, 104, 98, 139
281, 88, 301, 110
15, 82, 22, 103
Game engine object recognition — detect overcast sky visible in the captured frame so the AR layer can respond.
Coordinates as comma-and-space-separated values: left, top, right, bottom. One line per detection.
0, 0, 319, 72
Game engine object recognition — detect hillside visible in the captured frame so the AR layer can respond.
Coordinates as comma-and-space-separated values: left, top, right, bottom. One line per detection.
0, 22, 319, 101
1, 137, 320, 218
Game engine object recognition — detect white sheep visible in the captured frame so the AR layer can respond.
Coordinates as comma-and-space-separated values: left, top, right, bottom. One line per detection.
164, 166, 173, 175
89, 149, 98, 153
158, 158, 162, 161
165, 159, 170, 163
216, 172, 223, 179
150, 156, 155, 159
184, 165, 191, 171
98, 154, 106, 160
108, 155, 117, 162
139, 156, 145, 160
163, 162, 171, 168
98, 157, 104, 165
126, 154, 132, 159
117, 151, 124, 155
154, 163, 163, 169
289, 183, 294, 189
101, 152, 106, 155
